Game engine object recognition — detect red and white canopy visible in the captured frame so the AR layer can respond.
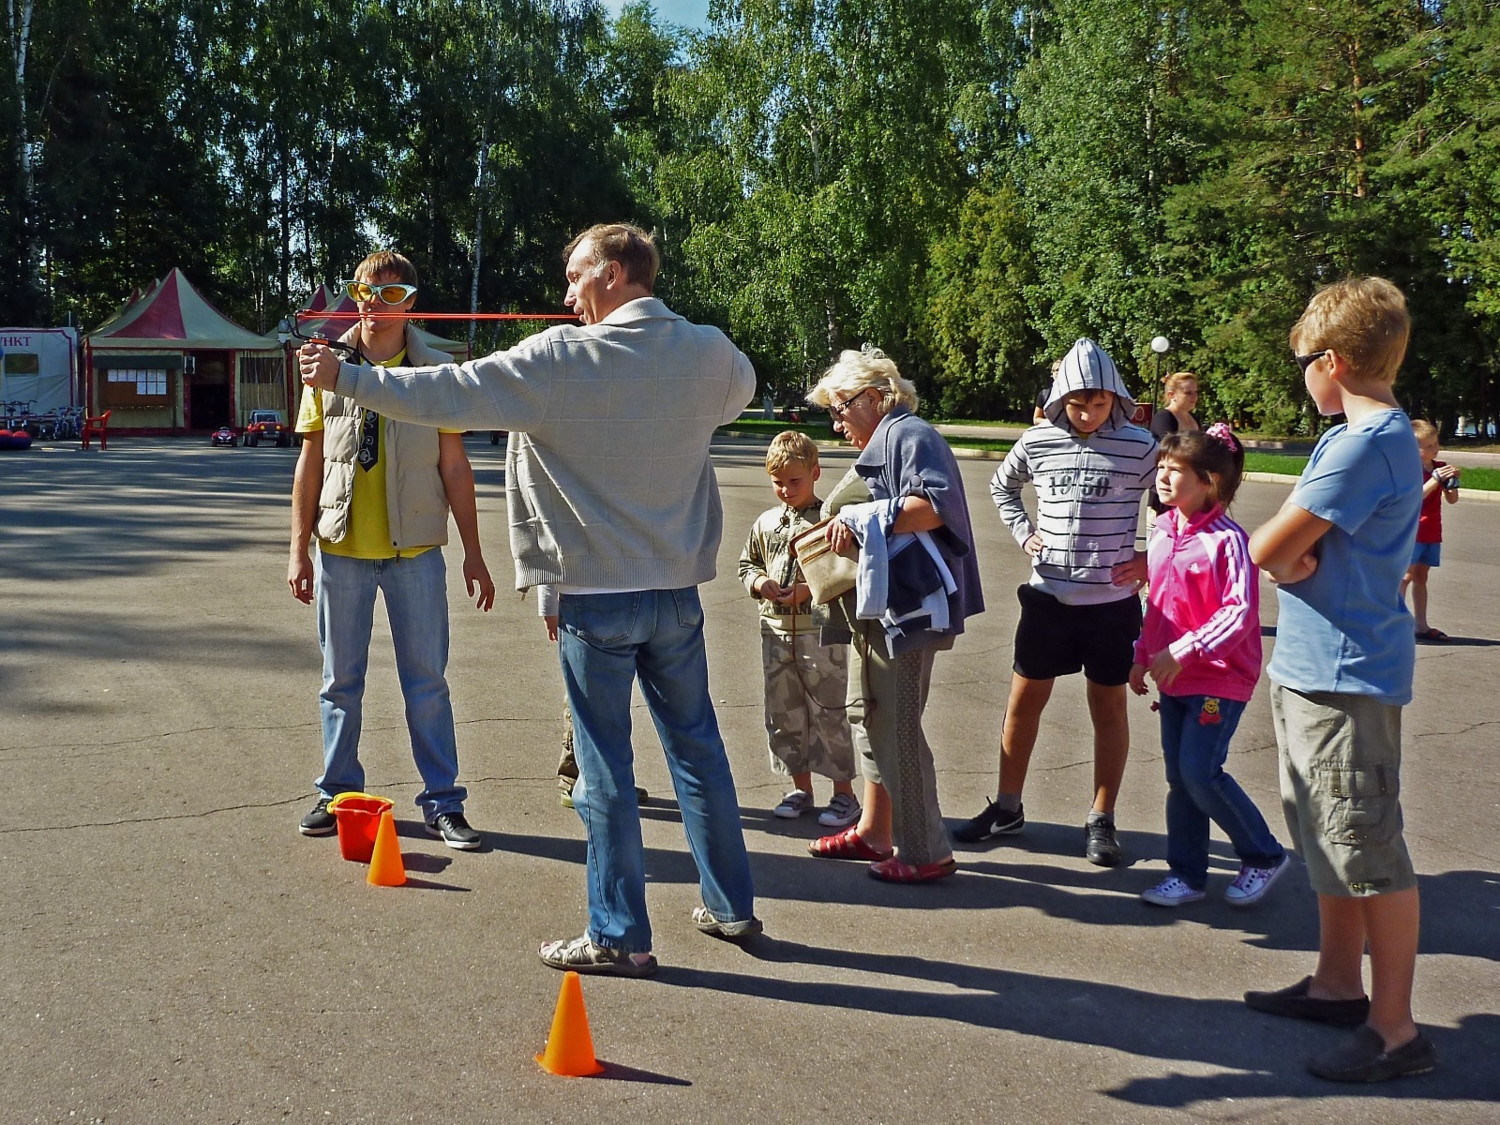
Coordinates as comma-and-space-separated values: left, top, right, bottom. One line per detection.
89, 269, 281, 353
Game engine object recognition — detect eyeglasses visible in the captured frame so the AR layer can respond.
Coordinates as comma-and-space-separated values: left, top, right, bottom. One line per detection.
343, 280, 417, 305
829, 389, 872, 419
1293, 350, 1329, 373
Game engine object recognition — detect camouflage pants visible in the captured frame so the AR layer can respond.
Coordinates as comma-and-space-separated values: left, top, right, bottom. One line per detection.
763, 628, 856, 781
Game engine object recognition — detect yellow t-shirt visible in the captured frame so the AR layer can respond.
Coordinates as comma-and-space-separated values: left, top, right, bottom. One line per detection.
295, 349, 460, 560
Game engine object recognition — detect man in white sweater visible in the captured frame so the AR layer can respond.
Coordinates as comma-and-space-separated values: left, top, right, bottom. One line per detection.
299, 224, 761, 976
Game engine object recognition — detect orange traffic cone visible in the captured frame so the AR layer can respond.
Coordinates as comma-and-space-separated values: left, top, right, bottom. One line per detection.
535, 971, 605, 1076
367, 809, 406, 887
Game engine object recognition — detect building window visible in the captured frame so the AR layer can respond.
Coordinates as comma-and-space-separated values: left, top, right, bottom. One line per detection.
2, 351, 40, 375
104, 368, 169, 405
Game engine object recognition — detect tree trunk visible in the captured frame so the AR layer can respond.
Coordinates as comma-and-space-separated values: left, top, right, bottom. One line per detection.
9, 0, 36, 299
469, 125, 487, 348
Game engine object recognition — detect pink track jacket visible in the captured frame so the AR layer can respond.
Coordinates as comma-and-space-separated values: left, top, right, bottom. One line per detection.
1135, 504, 1263, 702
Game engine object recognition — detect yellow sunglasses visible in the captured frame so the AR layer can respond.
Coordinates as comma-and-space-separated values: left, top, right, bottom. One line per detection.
342, 279, 417, 305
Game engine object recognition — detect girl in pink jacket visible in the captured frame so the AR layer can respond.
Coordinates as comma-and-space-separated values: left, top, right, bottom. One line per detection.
1130, 424, 1288, 908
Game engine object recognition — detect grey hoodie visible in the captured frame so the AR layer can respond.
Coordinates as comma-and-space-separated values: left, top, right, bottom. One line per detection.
991, 338, 1158, 606
1041, 337, 1138, 431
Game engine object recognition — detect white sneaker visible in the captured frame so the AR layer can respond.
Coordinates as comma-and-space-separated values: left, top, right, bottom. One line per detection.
773, 790, 814, 818
817, 792, 861, 828
1225, 854, 1292, 907
1141, 876, 1207, 907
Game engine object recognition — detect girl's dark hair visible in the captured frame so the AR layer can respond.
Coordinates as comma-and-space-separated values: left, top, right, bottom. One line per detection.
1159, 428, 1245, 508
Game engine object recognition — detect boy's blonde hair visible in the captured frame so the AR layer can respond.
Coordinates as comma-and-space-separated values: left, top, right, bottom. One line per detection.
766, 430, 819, 473
1290, 276, 1410, 384
1410, 419, 1439, 444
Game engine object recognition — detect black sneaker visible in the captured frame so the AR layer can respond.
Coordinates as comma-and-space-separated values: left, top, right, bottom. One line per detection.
1084, 816, 1122, 866
952, 798, 1025, 844
427, 811, 481, 851
298, 797, 336, 837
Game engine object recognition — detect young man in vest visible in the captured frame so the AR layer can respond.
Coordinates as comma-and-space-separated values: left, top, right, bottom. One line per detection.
287, 250, 495, 849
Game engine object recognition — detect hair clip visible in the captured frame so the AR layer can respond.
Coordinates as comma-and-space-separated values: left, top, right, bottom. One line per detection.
860, 342, 887, 359
1205, 422, 1240, 452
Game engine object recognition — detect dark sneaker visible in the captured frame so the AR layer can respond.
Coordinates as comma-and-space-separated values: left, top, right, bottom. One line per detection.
538, 934, 657, 978
692, 906, 764, 941
1306, 1025, 1438, 1082
1244, 976, 1370, 1028
1084, 817, 1122, 866
426, 812, 481, 851
298, 797, 336, 837
952, 798, 1025, 844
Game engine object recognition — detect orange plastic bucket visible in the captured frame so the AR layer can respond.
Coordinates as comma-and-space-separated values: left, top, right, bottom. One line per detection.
328, 792, 395, 862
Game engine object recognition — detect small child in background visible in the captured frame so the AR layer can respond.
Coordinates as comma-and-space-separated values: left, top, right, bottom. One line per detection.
1130, 424, 1288, 907
1401, 419, 1460, 642
738, 432, 861, 828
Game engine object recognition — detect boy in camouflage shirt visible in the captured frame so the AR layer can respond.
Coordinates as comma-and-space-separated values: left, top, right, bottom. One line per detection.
738, 432, 860, 827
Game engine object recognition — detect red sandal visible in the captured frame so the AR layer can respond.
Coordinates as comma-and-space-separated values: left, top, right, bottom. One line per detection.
808, 826, 894, 862
868, 856, 959, 884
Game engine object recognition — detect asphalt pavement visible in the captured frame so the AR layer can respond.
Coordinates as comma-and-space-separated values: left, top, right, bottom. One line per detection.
1, 435, 1496, 1124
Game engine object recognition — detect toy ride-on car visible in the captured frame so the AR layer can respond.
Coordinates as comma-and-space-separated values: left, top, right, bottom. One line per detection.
244, 409, 292, 447
210, 426, 239, 447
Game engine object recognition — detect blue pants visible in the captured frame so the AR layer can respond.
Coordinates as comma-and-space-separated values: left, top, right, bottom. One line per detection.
560, 588, 756, 954
314, 548, 466, 821
1159, 693, 1283, 889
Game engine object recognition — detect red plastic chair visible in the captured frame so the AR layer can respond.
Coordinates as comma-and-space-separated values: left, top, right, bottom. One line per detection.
81, 409, 112, 450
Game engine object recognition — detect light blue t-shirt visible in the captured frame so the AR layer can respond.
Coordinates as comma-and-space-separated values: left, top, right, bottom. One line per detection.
1266, 409, 1422, 705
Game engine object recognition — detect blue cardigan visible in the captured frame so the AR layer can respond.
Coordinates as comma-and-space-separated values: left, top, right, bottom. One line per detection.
851, 406, 984, 652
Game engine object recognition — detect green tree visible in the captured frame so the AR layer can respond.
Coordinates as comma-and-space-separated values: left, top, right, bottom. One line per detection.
1014, 0, 1203, 395
1383, 0, 1500, 434
1161, 0, 1445, 432
920, 183, 1041, 417
656, 0, 989, 400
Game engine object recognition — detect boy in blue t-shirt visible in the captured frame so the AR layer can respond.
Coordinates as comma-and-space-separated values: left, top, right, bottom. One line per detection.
1246, 277, 1436, 1082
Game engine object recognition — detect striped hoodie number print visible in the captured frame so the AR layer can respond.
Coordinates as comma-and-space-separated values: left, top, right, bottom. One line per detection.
991, 338, 1158, 606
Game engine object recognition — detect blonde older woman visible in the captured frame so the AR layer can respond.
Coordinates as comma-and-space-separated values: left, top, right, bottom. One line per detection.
1149, 371, 1202, 512
803, 349, 985, 882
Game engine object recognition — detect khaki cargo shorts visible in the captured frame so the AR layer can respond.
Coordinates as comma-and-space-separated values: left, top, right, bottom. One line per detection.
1270, 683, 1416, 898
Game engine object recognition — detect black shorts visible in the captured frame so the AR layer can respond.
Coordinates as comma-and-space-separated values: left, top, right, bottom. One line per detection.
1012, 584, 1142, 686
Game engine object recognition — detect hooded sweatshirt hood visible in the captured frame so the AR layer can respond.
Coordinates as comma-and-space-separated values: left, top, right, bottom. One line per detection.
1043, 338, 1137, 432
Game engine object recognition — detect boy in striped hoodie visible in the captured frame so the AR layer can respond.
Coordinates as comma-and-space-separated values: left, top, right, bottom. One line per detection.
955, 338, 1157, 865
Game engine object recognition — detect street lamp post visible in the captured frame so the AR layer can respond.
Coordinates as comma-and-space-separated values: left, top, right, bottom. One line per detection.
1149, 335, 1171, 420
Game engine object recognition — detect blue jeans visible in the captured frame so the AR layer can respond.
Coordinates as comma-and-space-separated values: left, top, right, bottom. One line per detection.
315, 548, 466, 820
1159, 693, 1283, 889
559, 588, 755, 954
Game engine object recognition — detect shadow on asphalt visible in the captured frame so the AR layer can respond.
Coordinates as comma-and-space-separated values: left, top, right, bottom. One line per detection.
592, 1061, 691, 1086
653, 943, 1500, 1106
0, 445, 297, 583
484, 823, 1500, 964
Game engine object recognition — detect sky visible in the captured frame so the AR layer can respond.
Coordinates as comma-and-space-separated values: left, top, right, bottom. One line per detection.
601, 0, 710, 30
